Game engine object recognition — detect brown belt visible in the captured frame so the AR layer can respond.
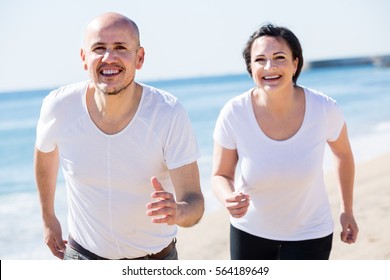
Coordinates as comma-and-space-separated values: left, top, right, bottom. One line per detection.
68, 235, 176, 260
146, 239, 176, 260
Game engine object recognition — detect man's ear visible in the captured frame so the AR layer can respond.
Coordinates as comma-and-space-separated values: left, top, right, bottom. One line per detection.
136, 47, 145, 70
80, 48, 88, 70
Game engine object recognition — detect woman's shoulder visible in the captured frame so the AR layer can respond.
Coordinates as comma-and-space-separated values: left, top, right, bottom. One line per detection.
223, 88, 253, 109
301, 85, 338, 105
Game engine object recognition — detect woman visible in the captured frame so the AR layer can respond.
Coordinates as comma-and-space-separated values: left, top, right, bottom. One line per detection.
212, 24, 358, 260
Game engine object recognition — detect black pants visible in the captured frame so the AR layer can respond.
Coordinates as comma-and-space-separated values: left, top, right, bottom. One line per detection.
230, 224, 333, 260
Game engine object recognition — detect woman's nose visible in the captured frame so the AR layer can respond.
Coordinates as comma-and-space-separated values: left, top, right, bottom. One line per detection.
264, 59, 274, 70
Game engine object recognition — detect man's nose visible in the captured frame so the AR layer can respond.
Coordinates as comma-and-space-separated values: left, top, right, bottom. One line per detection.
102, 49, 117, 62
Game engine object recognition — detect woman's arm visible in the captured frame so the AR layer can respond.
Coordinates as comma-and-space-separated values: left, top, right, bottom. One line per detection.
211, 142, 250, 218
328, 123, 359, 244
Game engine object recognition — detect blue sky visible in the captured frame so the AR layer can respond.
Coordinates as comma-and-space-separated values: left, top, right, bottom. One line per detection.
1, 0, 389, 92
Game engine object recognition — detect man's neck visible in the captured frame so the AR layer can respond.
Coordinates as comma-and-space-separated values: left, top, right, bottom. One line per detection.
86, 82, 142, 134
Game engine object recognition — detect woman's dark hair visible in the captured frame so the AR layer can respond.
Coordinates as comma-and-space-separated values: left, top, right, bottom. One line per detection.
242, 24, 304, 84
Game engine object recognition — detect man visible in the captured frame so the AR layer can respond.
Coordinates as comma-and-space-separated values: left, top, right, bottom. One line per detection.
34, 12, 204, 260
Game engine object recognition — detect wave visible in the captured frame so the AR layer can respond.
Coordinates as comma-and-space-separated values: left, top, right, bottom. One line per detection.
0, 119, 37, 132
375, 121, 390, 132
0, 188, 68, 259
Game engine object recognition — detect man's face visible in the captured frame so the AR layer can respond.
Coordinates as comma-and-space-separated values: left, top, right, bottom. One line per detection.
81, 20, 144, 95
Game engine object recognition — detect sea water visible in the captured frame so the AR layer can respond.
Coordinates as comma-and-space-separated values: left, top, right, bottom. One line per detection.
1, 65, 390, 259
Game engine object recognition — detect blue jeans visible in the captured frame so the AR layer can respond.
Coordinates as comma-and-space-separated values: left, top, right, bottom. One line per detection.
64, 245, 178, 260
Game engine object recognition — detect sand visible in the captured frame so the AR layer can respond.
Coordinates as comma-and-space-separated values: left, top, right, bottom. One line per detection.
176, 153, 390, 260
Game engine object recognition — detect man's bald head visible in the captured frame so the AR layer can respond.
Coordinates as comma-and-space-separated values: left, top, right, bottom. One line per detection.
84, 12, 141, 48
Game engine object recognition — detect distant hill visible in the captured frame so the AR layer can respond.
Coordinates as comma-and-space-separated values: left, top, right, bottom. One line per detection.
305, 54, 390, 69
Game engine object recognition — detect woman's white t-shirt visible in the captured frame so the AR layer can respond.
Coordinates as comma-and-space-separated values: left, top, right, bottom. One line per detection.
213, 87, 344, 241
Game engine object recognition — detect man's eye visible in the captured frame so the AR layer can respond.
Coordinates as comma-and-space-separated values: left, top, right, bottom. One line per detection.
115, 46, 128, 52
93, 47, 106, 53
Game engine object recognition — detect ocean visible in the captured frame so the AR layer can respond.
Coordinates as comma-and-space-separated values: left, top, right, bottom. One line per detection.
1, 65, 390, 259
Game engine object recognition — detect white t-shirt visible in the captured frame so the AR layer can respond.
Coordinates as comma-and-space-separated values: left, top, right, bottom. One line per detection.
36, 81, 200, 258
213, 87, 344, 241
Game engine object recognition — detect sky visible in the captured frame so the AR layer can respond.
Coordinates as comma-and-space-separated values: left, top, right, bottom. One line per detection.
1, 0, 389, 92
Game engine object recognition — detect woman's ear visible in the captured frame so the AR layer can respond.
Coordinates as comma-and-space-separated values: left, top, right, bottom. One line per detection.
293, 57, 299, 74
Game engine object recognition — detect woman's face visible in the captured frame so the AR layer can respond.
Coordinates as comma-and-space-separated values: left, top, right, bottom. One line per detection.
250, 36, 298, 93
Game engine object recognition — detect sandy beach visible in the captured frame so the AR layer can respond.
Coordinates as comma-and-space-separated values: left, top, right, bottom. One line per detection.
176, 153, 390, 260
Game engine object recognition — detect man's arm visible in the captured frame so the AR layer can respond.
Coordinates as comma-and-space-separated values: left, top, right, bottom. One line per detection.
34, 147, 66, 258
147, 161, 204, 227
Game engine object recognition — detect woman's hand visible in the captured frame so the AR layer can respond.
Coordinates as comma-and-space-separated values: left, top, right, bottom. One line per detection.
225, 191, 250, 218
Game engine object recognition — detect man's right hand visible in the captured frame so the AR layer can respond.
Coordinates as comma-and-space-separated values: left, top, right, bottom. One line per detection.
43, 216, 67, 259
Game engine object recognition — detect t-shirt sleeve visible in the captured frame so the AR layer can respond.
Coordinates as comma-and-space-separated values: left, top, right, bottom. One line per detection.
164, 102, 201, 170
35, 91, 60, 153
325, 96, 345, 142
213, 103, 237, 150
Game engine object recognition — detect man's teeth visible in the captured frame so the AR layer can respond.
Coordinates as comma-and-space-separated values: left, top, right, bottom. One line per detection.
264, 75, 280, 80
102, 69, 120, 75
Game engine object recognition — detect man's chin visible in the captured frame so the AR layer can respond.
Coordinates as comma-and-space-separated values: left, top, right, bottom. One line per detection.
106, 90, 122, 96
96, 84, 123, 96
96, 80, 134, 96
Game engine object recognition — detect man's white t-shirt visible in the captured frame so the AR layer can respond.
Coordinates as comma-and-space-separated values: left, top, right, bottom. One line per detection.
213, 87, 344, 241
36, 81, 200, 258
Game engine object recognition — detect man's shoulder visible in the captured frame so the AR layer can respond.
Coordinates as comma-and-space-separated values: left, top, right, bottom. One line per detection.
49, 81, 88, 100
141, 83, 178, 108
41, 81, 87, 115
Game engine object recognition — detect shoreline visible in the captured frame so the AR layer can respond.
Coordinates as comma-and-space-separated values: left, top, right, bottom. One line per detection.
1, 152, 389, 260
176, 152, 390, 260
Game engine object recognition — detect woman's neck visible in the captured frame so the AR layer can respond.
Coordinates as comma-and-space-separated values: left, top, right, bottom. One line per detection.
252, 84, 298, 117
